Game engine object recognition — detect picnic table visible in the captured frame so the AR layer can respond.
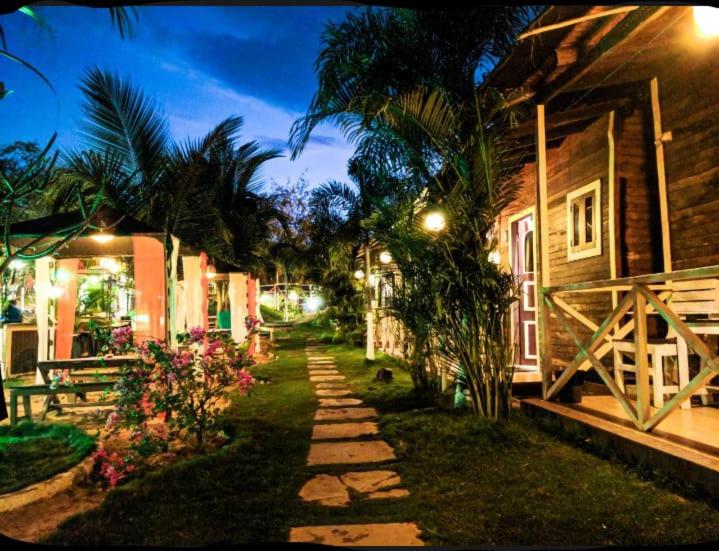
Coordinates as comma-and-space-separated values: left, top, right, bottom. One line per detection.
8, 355, 138, 424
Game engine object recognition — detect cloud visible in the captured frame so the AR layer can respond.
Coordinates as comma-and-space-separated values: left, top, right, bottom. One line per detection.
308, 134, 342, 147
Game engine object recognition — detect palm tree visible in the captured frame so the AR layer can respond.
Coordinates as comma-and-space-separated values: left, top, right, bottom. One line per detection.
58, 67, 282, 271
289, 7, 537, 159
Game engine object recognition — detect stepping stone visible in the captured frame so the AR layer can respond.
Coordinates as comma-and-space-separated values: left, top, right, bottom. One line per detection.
367, 488, 411, 500
310, 375, 346, 382
312, 422, 379, 440
315, 407, 376, 421
340, 470, 401, 493
299, 474, 349, 507
309, 370, 340, 376
315, 389, 353, 397
315, 382, 349, 389
308, 356, 334, 360
307, 440, 396, 465
289, 523, 423, 546
318, 398, 363, 407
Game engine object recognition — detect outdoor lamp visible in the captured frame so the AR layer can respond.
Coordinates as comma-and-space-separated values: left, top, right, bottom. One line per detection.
206, 265, 217, 279
379, 251, 392, 264
695, 6, 719, 37
306, 296, 322, 312
423, 211, 446, 232
90, 229, 114, 244
354, 269, 365, 280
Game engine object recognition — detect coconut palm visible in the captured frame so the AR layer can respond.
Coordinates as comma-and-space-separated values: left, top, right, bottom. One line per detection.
54, 68, 282, 271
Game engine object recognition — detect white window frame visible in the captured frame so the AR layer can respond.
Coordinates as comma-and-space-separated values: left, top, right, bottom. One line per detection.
566, 179, 602, 261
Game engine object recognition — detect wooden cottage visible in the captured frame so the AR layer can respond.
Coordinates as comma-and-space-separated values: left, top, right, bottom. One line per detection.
486, 5, 719, 441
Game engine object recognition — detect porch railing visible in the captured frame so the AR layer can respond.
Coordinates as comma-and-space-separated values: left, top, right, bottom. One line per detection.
542, 264, 719, 432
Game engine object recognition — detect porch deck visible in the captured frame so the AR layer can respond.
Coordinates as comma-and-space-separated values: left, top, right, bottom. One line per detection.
521, 395, 719, 496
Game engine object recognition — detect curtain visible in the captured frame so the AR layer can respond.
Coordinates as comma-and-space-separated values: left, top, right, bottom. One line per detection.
133, 236, 166, 342
34, 257, 53, 383
54, 259, 80, 360
228, 272, 248, 344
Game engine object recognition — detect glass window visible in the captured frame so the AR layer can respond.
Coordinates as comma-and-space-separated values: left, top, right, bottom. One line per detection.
566, 180, 601, 261
524, 230, 534, 272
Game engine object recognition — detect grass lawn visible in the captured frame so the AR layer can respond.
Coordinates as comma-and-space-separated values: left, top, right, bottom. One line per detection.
0, 423, 95, 495
43, 324, 719, 545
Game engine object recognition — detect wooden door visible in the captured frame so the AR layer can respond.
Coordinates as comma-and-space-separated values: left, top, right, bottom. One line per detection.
511, 213, 537, 367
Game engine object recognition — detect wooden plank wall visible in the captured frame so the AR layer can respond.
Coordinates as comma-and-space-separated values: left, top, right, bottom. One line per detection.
658, 46, 719, 270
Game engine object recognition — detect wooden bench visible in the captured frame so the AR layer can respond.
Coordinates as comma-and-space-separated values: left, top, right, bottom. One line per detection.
9, 381, 116, 425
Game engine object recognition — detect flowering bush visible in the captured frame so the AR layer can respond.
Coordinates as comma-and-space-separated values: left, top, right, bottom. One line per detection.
110, 325, 133, 354
91, 448, 135, 487
245, 315, 260, 332
48, 370, 73, 390
109, 327, 255, 459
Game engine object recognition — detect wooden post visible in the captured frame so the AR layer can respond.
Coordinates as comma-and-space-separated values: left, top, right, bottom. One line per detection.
650, 77, 672, 273
535, 104, 553, 398
607, 111, 618, 310
634, 287, 651, 426
365, 245, 375, 361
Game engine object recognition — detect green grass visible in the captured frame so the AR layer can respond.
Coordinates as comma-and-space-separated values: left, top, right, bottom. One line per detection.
0, 422, 96, 495
42, 325, 719, 545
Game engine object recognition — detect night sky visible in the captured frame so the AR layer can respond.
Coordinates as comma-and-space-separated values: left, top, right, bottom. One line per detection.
1, 4, 358, 188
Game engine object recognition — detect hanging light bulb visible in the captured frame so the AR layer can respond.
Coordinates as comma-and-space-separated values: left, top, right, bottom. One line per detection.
90, 229, 114, 244
423, 211, 446, 232
694, 6, 719, 38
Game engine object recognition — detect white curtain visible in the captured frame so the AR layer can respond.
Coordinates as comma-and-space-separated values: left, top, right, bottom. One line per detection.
34, 257, 53, 383
182, 256, 203, 331
229, 272, 248, 344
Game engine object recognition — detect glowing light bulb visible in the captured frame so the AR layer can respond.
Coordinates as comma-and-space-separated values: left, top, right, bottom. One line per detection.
354, 269, 365, 280
206, 265, 217, 279
424, 211, 446, 232
99, 257, 121, 274
379, 251, 392, 264
694, 6, 719, 38
91, 231, 114, 244
306, 296, 322, 312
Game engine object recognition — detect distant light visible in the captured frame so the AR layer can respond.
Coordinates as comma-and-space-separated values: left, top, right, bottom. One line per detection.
48, 285, 64, 299
288, 290, 299, 302
379, 251, 392, 264
694, 6, 719, 37
488, 251, 501, 264
306, 296, 322, 312
354, 269, 365, 280
90, 231, 114, 244
424, 211, 446, 233
260, 292, 273, 305
9, 259, 26, 271
206, 265, 217, 279
99, 257, 121, 274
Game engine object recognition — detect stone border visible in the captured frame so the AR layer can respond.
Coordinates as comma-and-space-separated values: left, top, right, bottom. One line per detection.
0, 447, 96, 513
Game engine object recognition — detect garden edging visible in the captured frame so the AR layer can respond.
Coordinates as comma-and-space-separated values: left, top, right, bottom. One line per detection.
0, 448, 97, 513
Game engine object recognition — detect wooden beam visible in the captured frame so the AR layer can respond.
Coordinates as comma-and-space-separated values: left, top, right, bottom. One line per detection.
546, 295, 640, 427
508, 100, 630, 140
535, 6, 668, 103
536, 105, 553, 399
518, 6, 639, 41
608, 111, 618, 311
546, 264, 719, 294
633, 289, 651, 425
546, 289, 635, 400
650, 77, 672, 272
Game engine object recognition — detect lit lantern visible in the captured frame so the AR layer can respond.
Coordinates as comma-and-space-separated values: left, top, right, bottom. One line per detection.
90, 230, 114, 244
694, 6, 719, 38
206, 265, 217, 279
379, 251, 392, 264
354, 269, 365, 280
423, 211, 446, 232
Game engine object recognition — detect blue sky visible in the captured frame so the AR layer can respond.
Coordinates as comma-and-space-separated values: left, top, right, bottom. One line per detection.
0, 5, 358, 188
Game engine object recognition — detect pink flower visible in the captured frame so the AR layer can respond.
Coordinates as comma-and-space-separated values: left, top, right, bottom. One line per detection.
105, 412, 120, 430
188, 326, 206, 344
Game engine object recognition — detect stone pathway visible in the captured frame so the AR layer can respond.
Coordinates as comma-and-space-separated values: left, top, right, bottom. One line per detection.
289, 337, 423, 546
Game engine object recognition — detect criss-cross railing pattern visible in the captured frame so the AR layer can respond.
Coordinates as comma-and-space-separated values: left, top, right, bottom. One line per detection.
542, 266, 719, 432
